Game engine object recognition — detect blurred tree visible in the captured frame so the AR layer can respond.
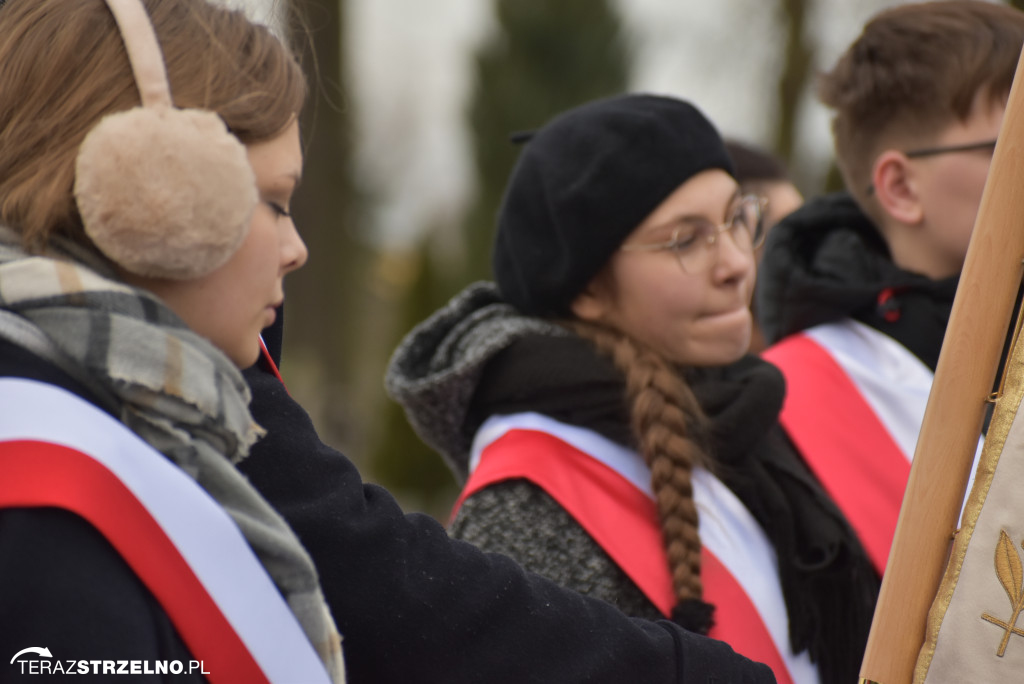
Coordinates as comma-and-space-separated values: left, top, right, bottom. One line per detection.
368, 237, 461, 516
462, 0, 629, 284
368, 0, 629, 517
1011, 0, 1024, 11
284, 0, 369, 454
774, 0, 813, 170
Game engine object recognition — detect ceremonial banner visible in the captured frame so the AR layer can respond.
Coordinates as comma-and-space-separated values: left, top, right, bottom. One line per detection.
915, 328, 1024, 682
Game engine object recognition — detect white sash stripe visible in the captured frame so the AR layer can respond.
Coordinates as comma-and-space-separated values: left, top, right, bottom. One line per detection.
471, 412, 653, 495
802, 320, 982, 522
804, 320, 931, 461
692, 469, 819, 684
0, 378, 330, 684
472, 412, 819, 684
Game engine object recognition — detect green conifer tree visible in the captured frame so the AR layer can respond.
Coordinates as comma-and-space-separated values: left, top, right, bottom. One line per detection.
284, 0, 368, 452
463, 0, 628, 284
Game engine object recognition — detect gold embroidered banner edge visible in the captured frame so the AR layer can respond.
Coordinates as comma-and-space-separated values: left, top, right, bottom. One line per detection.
913, 329, 1024, 683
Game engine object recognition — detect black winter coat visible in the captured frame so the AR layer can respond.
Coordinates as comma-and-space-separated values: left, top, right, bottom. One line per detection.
0, 339, 202, 683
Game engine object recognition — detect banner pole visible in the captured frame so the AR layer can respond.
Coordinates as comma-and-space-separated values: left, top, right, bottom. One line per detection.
859, 46, 1024, 684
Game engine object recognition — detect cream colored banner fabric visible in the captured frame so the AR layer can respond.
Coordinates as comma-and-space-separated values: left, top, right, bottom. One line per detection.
917, 340, 1024, 683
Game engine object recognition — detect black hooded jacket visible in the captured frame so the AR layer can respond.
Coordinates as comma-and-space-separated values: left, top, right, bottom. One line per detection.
756, 192, 958, 370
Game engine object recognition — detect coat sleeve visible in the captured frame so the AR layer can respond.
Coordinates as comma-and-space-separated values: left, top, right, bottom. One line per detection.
240, 365, 776, 684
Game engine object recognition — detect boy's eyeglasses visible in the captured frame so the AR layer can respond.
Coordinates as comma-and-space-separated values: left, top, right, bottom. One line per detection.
865, 139, 998, 195
620, 194, 766, 275
902, 139, 998, 159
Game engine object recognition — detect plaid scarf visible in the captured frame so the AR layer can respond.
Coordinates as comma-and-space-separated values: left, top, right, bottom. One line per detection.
0, 227, 345, 682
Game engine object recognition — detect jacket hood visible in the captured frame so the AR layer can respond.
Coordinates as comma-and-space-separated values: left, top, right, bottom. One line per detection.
384, 282, 566, 479
756, 192, 896, 344
386, 279, 789, 484
756, 192, 959, 369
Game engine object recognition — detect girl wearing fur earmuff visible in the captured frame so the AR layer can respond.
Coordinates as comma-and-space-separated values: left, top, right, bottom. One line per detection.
0, 0, 344, 680
387, 95, 880, 684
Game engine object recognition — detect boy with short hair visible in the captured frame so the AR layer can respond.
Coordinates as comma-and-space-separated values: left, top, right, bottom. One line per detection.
757, 0, 1024, 575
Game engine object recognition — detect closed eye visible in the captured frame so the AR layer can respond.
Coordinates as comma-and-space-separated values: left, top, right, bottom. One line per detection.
267, 201, 291, 218
668, 221, 713, 252
667, 231, 699, 252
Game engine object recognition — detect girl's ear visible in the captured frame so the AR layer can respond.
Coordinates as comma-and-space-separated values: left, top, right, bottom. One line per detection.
570, 279, 609, 323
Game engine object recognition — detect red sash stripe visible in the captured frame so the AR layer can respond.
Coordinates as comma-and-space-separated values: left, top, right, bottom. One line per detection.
457, 429, 794, 684
457, 429, 673, 615
763, 332, 910, 574
0, 440, 269, 684
702, 552, 794, 684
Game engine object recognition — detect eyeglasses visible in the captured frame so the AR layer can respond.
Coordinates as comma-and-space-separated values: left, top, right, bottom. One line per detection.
865, 139, 998, 195
620, 194, 766, 275
902, 139, 998, 158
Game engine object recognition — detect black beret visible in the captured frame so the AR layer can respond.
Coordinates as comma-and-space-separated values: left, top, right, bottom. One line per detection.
493, 94, 734, 317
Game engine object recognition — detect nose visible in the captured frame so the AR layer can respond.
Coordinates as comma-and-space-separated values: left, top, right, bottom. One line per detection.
713, 228, 754, 283
280, 219, 308, 275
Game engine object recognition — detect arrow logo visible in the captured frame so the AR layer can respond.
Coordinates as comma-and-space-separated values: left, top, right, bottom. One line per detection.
9, 647, 52, 664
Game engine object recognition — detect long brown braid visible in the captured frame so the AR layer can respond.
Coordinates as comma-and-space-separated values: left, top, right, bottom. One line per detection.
571, 320, 711, 607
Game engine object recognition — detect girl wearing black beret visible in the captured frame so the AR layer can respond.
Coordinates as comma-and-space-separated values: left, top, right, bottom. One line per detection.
387, 94, 879, 684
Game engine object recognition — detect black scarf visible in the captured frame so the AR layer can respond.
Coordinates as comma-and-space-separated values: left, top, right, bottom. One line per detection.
470, 333, 880, 684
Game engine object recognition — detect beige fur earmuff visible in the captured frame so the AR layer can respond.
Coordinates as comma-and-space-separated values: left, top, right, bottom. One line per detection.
74, 0, 257, 280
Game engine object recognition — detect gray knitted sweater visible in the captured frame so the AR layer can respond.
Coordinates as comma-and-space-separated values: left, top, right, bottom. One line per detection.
385, 282, 662, 619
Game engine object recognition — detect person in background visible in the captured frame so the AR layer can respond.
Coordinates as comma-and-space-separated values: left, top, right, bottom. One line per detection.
387, 93, 878, 684
724, 139, 803, 237
756, 0, 1024, 577
723, 138, 804, 352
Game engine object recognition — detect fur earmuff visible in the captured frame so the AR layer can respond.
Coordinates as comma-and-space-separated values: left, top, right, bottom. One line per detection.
74, 105, 257, 280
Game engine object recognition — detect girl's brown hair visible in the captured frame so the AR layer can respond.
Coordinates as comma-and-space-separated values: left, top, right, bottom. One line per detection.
572, 320, 711, 610
0, 0, 307, 251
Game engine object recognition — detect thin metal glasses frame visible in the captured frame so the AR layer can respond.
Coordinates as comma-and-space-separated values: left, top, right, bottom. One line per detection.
619, 194, 767, 274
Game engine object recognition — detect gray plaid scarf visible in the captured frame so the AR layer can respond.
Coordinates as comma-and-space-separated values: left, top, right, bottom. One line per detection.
0, 226, 345, 682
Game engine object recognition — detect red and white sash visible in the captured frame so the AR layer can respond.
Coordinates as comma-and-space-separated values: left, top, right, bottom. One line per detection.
458, 412, 820, 684
0, 377, 332, 684
762, 320, 935, 574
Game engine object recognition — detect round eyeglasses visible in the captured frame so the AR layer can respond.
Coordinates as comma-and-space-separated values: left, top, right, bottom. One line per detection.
620, 194, 767, 274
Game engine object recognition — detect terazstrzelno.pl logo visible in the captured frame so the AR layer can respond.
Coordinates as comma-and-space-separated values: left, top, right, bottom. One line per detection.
10, 647, 210, 676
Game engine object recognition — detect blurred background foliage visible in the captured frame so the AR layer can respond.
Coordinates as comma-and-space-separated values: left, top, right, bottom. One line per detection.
278, 0, 981, 519
460, 0, 628, 285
